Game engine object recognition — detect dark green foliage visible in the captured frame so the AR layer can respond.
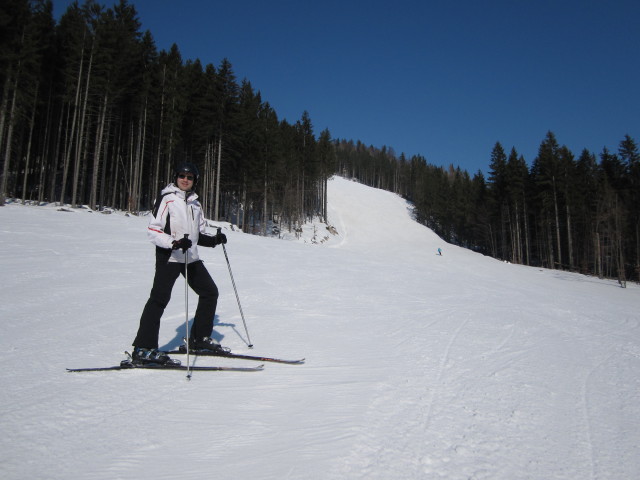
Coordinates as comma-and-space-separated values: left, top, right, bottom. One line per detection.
0, 0, 330, 236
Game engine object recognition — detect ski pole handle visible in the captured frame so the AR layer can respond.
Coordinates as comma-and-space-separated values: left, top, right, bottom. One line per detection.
182, 233, 189, 253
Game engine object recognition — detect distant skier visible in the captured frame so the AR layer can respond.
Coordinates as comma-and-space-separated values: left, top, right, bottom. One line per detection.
437, 248, 442, 256
131, 162, 227, 365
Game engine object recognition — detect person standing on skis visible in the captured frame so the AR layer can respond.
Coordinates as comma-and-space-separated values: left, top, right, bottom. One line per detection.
131, 162, 227, 365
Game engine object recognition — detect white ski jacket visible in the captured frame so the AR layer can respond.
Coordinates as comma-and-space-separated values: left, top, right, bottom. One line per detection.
147, 183, 213, 263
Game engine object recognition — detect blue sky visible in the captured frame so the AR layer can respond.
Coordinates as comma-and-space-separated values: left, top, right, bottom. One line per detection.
53, 0, 640, 175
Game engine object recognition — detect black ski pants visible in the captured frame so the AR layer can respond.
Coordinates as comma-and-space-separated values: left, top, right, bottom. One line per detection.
133, 255, 219, 349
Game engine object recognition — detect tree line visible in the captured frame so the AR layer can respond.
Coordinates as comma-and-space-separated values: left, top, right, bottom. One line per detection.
0, 0, 335, 236
335, 132, 639, 285
2, 1, 638, 283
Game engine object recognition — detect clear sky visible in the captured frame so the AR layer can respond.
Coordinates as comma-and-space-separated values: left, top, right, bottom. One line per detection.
52, 0, 640, 175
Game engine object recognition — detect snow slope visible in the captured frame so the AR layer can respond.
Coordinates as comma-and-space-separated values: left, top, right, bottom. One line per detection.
1, 176, 639, 480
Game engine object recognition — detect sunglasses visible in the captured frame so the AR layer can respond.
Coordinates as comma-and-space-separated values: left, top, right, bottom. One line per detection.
178, 174, 194, 181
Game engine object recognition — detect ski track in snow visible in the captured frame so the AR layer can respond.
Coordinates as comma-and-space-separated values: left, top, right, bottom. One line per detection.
1, 176, 640, 480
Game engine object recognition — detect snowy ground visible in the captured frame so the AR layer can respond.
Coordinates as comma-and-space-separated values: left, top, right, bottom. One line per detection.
1, 176, 639, 480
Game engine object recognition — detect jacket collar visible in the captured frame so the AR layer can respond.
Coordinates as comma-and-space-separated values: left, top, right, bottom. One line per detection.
162, 183, 198, 201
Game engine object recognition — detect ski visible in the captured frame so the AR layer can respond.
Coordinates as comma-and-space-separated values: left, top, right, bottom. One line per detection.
67, 360, 264, 373
168, 346, 305, 365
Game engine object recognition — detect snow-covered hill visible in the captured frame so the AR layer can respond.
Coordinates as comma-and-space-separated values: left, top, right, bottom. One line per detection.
1, 176, 639, 479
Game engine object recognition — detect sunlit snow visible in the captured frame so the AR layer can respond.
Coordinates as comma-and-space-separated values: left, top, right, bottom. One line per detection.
1, 176, 639, 479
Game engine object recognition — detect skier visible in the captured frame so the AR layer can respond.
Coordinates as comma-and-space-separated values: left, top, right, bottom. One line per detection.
131, 162, 227, 365
437, 248, 442, 256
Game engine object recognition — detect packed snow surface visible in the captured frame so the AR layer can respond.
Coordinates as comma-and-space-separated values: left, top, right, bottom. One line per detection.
1, 176, 639, 479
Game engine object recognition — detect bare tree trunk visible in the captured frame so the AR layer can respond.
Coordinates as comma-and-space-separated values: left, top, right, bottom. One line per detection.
547, 212, 555, 269
594, 232, 602, 278
523, 194, 530, 266
200, 141, 210, 217
111, 124, 127, 209
241, 183, 247, 231
214, 135, 222, 221
153, 64, 166, 193
0, 73, 19, 206
552, 177, 562, 269
208, 141, 216, 219
37, 89, 54, 203
98, 114, 111, 209
127, 123, 135, 212
614, 198, 626, 288
71, 39, 94, 208
0, 74, 11, 165
137, 100, 148, 211
111, 151, 120, 208
60, 102, 76, 205
49, 103, 66, 202
165, 113, 175, 185
90, 93, 108, 210
512, 200, 522, 264
130, 103, 146, 212
636, 221, 640, 282
60, 34, 86, 206
21, 83, 40, 203
566, 202, 574, 270
323, 176, 328, 223
263, 160, 268, 235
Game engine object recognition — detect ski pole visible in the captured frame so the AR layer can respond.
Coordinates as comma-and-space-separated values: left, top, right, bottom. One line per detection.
218, 227, 253, 348
183, 233, 191, 380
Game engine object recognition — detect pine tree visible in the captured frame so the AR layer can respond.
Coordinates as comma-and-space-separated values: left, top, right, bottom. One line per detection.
213, 58, 239, 221
487, 142, 508, 258
0, 0, 42, 205
574, 149, 599, 274
618, 134, 640, 281
531, 131, 563, 269
505, 148, 529, 264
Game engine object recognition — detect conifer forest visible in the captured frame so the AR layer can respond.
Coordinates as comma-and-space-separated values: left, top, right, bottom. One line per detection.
1, 0, 638, 284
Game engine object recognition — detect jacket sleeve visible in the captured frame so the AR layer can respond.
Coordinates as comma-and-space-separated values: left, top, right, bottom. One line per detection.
198, 233, 217, 248
147, 196, 175, 249
197, 209, 217, 248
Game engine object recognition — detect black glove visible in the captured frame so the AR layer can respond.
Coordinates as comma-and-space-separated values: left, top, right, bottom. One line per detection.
172, 237, 192, 252
214, 232, 227, 245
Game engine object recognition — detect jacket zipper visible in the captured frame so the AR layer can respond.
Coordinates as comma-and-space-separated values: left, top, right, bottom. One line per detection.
185, 196, 195, 239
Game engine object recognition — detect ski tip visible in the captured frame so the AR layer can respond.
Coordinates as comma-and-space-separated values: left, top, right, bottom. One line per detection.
286, 359, 305, 365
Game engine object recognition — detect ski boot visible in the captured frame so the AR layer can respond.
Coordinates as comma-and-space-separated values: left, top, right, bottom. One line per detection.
188, 336, 231, 355
131, 347, 180, 366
